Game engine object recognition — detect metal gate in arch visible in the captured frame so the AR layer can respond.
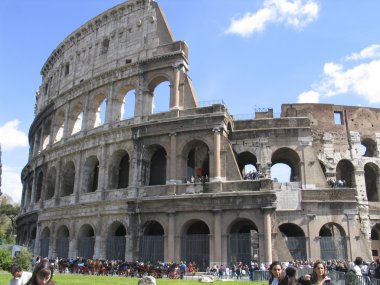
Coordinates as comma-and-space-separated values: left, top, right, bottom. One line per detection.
228, 232, 259, 266
40, 238, 49, 258
320, 236, 347, 260
106, 236, 126, 260
181, 234, 209, 271
56, 237, 69, 258
139, 235, 164, 262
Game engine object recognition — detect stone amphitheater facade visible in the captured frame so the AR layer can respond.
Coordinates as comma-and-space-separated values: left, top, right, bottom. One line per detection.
17, 0, 380, 267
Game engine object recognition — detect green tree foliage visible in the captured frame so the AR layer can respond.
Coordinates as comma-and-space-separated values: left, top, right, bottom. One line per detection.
0, 247, 13, 270
14, 248, 32, 271
0, 195, 20, 244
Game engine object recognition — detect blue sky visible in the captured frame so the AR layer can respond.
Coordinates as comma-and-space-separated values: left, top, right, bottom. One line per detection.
1, 0, 380, 203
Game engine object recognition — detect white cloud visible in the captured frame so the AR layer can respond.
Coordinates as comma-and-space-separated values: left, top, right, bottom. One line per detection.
0, 120, 28, 151
299, 45, 380, 104
1, 165, 22, 203
298, 90, 320, 103
225, 0, 319, 37
346, 44, 380, 61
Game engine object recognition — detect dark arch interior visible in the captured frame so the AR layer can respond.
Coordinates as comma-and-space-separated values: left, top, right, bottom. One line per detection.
187, 221, 210, 235
144, 221, 164, 235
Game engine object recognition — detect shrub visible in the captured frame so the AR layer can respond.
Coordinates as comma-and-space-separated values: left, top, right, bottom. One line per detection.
0, 247, 13, 271
14, 248, 32, 271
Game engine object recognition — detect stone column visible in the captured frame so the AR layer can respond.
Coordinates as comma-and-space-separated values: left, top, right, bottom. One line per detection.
167, 212, 176, 262
54, 159, 62, 206
168, 132, 177, 183
74, 154, 83, 203
212, 210, 222, 266
345, 212, 356, 261
170, 67, 180, 110
212, 127, 221, 181
62, 103, 71, 140
261, 207, 273, 264
29, 169, 37, 211
125, 234, 134, 261
98, 144, 108, 199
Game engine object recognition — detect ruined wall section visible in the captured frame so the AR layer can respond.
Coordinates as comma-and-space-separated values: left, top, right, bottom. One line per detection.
37, 0, 174, 115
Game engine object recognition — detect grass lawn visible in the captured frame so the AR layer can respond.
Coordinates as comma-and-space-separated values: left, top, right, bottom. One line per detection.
0, 271, 268, 285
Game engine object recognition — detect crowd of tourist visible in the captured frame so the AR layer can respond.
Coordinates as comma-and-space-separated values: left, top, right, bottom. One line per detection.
7, 256, 380, 284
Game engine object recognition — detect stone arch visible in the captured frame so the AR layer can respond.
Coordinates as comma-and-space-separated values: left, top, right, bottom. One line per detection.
181, 219, 210, 271
81, 155, 99, 193
41, 119, 52, 150
278, 223, 307, 260
56, 225, 70, 258
27, 177, 33, 207
30, 226, 37, 253
45, 167, 56, 200
143, 144, 167, 186
319, 222, 347, 260
140, 220, 165, 262
118, 84, 137, 120
147, 74, 171, 114
236, 151, 258, 179
87, 92, 107, 129
61, 161, 75, 197
67, 99, 84, 136
182, 140, 210, 181
364, 162, 379, 202
227, 218, 259, 265
53, 109, 65, 143
35, 171, 43, 203
271, 147, 301, 182
362, 137, 377, 157
109, 149, 130, 189
336, 159, 355, 187
106, 221, 127, 260
40, 227, 50, 258
371, 224, 380, 259
78, 224, 95, 259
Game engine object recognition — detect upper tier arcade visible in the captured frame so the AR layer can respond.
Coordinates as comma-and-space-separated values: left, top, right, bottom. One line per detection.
36, 0, 193, 116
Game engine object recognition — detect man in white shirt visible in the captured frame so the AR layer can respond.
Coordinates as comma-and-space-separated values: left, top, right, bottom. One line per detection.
8, 264, 32, 285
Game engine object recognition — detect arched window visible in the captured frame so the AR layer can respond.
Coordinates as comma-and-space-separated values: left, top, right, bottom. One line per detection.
271, 148, 301, 182
107, 222, 126, 260
61, 161, 75, 196
140, 221, 164, 262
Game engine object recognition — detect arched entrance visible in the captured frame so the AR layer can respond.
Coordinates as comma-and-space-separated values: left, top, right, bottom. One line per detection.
319, 223, 347, 260
139, 221, 164, 262
40, 227, 50, 258
236, 152, 258, 180
181, 220, 210, 271
184, 141, 210, 181
271, 148, 301, 182
107, 222, 126, 260
371, 224, 380, 259
278, 223, 307, 260
364, 163, 379, 202
78, 224, 95, 259
56, 226, 70, 258
227, 219, 259, 266
336, 160, 354, 187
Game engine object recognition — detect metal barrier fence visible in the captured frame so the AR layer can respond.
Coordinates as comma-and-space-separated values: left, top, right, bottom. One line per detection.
246, 269, 380, 285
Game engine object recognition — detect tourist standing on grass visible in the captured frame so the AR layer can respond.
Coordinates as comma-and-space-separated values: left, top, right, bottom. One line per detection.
269, 261, 284, 285
25, 261, 56, 285
300, 260, 332, 285
8, 264, 32, 285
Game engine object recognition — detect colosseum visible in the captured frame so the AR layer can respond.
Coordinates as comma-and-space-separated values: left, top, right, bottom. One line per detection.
17, 0, 380, 268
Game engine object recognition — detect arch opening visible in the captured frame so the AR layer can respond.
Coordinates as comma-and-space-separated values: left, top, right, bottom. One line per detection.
279, 223, 307, 260
364, 163, 379, 202
319, 223, 347, 260
107, 222, 127, 260
181, 220, 210, 271
271, 148, 301, 182
140, 221, 164, 262
228, 219, 259, 266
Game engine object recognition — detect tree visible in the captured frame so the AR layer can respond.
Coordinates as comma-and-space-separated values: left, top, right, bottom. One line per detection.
0, 195, 20, 244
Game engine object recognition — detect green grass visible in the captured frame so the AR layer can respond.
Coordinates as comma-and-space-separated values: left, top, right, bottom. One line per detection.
0, 271, 268, 285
